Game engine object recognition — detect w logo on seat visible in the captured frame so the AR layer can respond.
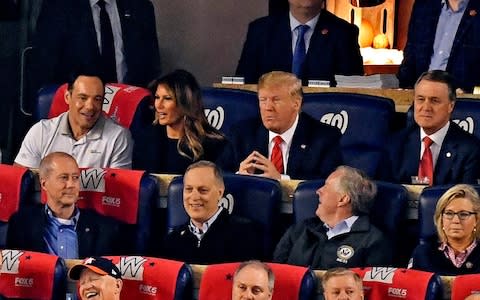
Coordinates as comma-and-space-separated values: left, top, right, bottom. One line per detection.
81, 168, 106, 192
116, 256, 147, 281
1, 250, 23, 274
363, 267, 397, 283
453, 117, 474, 135
320, 110, 349, 134
204, 106, 225, 130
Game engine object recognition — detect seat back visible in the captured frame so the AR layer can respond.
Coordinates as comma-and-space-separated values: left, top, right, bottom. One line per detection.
0, 249, 66, 300
105, 256, 193, 300
418, 185, 457, 243
167, 174, 282, 257
451, 274, 480, 300
293, 180, 409, 238
41, 168, 158, 254
0, 164, 35, 248
302, 93, 395, 176
351, 267, 443, 300
201, 87, 259, 134
33, 83, 153, 139
406, 98, 480, 139
198, 262, 316, 300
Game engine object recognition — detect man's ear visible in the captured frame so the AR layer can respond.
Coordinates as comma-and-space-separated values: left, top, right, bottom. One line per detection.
337, 194, 350, 207
64, 90, 70, 104
40, 177, 48, 192
115, 279, 123, 293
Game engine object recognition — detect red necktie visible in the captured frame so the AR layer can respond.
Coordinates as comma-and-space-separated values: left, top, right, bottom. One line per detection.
418, 136, 434, 185
271, 136, 284, 174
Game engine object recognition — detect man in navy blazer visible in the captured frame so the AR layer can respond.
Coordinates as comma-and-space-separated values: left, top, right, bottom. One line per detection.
235, 0, 363, 85
398, 0, 480, 92
378, 70, 480, 185
7, 152, 123, 258
219, 71, 342, 180
32, 0, 160, 89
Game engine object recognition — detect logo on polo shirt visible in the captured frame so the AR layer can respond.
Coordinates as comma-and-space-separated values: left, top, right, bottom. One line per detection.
336, 245, 354, 263
320, 110, 349, 134
204, 106, 225, 130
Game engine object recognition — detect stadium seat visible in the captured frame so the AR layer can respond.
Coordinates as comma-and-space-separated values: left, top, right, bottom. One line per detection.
167, 174, 282, 258
39, 168, 158, 255
0, 249, 66, 300
302, 92, 395, 176
201, 87, 259, 134
406, 98, 480, 140
105, 256, 193, 300
0, 164, 35, 248
451, 274, 480, 300
198, 262, 316, 300
33, 83, 153, 140
351, 267, 443, 300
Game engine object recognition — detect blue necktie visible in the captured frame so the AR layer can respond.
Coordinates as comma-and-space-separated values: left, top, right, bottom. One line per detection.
292, 24, 310, 77
98, 0, 117, 82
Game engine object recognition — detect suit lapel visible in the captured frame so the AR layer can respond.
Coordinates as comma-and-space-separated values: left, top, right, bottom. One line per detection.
307, 11, 331, 66
434, 126, 458, 184
254, 126, 269, 158
77, 211, 95, 258
270, 15, 294, 71
287, 114, 309, 176
450, 0, 480, 58
401, 128, 421, 181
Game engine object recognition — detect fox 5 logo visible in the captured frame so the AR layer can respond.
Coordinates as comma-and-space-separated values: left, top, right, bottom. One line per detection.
204, 107, 225, 130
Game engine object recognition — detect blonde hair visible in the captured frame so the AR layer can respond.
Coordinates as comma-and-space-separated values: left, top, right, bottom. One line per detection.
434, 184, 480, 242
258, 71, 303, 101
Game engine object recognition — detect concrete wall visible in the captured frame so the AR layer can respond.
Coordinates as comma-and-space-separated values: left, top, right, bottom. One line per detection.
153, 1, 268, 86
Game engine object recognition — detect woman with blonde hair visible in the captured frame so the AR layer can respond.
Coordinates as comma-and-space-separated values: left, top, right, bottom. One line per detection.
410, 184, 480, 275
133, 69, 230, 174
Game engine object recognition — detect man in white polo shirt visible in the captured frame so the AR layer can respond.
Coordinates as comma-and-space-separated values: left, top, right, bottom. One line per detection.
14, 71, 132, 169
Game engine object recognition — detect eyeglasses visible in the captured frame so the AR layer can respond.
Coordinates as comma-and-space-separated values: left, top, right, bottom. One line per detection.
442, 210, 477, 220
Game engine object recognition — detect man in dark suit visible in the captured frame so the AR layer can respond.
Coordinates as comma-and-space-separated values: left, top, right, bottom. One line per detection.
32, 0, 160, 89
7, 152, 122, 258
236, 0, 363, 84
379, 70, 480, 185
220, 71, 342, 180
398, 0, 480, 92
161, 160, 263, 264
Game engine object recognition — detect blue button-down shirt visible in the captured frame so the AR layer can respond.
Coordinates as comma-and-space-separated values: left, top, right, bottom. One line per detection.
44, 205, 80, 259
429, 0, 470, 70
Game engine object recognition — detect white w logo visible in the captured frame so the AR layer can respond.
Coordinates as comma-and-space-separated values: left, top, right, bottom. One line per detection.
1, 250, 23, 274
363, 267, 397, 283
116, 256, 147, 281
81, 168, 106, 192
453, 117, 474, 134
320, 110, 349, 134
204, 106, 225, 130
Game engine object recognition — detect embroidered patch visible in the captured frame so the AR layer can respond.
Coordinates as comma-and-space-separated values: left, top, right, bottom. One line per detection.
336, 245, 354, 263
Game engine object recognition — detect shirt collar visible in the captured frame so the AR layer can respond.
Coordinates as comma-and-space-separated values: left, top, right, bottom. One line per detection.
60, 112, 106, 140
420, 121, 450, 146
90, 0, 113, 8
441, 0, 470, 11
45, 204, 80, 227
268, 114, 299, 146
188, 207, 223, 237
289, 11, 319, 32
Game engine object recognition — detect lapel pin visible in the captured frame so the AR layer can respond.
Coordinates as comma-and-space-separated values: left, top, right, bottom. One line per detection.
466, 261, 473, 268
85, 228, 90, 232
321, 29, 329, 35
470, 10, 477, 16
301, 144, 307, 149
446, 152, 452, 158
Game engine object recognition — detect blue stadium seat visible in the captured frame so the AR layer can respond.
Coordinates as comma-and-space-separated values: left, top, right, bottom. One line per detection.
105, 255, 193, 300
198, 262, 316, 300
406, 98, 480, 139
351, 267, 443, 300
302, 93, 395, 176
0, 250, 66, 300
167, 174, 282, 258
201, 87, 259, 134
0, 164, 35, 248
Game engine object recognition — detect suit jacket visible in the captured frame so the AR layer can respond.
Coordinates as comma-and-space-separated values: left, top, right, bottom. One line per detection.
32, 0, 160, 87
236, 11, 363, 84
377, 122, 480, 185
219, 112, 342, 180
398, 0, 480, 92
160, 210, 263, 264
6, 205, 123, 258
